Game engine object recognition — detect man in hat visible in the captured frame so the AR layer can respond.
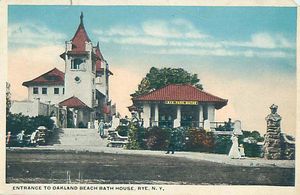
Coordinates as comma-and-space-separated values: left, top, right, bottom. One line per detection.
166, 129, 177, 154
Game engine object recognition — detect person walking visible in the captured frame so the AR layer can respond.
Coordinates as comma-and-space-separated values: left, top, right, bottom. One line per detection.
166, 129, 177, 154
228, 133, 241, 159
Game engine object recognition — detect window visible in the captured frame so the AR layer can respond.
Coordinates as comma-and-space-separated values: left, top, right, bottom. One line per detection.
54, 88, 59, 94
42, 88, 47, 94
63, 88, 65, 94
33, 87, 38, 94
71, 58, 84, 69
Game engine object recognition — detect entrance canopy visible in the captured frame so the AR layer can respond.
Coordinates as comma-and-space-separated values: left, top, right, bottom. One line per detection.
132, 84, 228, 109
59, 96, 90, 109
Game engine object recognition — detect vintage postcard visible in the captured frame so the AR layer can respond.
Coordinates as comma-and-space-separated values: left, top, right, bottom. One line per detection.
0, 0, 299, 194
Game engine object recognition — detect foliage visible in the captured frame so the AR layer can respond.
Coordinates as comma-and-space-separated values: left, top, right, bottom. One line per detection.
126, 122, 146, 149
213, 135, 232, 154
239, 130, 264, 143
145, 126, 171, 150
185, 128, 214, 152
78, 122, 86, 128
126, 125, 265, 156
6, 113, 54, 135
131, 67, 203, 97
116, 125, 129, 136
242, 143, 262, 157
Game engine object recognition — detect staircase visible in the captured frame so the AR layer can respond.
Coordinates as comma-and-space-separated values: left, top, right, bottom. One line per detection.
51, 128, 108, 147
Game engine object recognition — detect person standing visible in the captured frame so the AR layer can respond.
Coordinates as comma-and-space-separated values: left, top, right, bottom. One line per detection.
30, 130, 39, 146
228, 133, 241, 159
59, 110, 65, 128
50, 112, 58, 129
98, 119, 105, 138
6, 131, 11, 147
239, 144, 245, 158
17, 130, 25, 147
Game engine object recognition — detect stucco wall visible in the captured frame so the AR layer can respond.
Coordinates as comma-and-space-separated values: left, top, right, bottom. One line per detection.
64, 42, 95, 108
28, 85, 65, 105
10, 100, 39, 117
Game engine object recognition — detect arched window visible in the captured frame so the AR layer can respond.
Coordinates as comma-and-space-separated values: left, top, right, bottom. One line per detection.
71, 58, 84, 70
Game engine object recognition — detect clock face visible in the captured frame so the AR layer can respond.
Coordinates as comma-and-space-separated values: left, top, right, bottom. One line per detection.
74, 76, 81, 83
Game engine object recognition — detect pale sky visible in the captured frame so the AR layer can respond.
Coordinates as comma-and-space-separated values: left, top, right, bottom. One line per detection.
7, 6, 296, 136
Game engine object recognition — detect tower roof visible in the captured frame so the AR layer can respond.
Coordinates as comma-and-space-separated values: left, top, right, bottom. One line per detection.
22, 68, 64, 87
70, 12, 91, 52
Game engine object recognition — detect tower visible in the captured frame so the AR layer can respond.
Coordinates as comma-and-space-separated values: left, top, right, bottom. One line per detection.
61, 12, 96, 108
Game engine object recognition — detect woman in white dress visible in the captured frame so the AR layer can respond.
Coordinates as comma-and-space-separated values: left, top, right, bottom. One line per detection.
228, 134, 241, 159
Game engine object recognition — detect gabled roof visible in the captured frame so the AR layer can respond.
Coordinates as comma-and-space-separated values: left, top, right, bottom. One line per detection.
70, 12, 91, 52
133, 84, 228, 109
22, 68, 64, 87
59, 96, 90, 109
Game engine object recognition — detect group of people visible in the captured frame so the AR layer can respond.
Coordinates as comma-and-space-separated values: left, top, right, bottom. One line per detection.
6, 129, 40, 147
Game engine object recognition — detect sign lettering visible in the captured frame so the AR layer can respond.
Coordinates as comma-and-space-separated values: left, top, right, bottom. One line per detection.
164, 101, 198, 105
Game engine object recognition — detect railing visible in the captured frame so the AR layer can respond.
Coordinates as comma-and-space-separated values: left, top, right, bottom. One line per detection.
149, 120, 227, 130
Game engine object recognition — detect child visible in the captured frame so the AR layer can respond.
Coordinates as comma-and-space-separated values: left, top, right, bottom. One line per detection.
239, 144, 245, 158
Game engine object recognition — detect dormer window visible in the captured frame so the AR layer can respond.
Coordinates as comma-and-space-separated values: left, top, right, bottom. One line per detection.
71, 58, 84, 70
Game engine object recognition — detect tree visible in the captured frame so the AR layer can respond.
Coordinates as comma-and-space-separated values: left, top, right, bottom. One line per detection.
6, 82, 11, 116
131, 67, 203, 97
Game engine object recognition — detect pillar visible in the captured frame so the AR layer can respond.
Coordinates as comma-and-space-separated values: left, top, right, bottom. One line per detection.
143, 103, 151, 128
207, 105, 215, 122
153, 104, 159, 126
174, 106, 181, 128
198, 105, 203, 127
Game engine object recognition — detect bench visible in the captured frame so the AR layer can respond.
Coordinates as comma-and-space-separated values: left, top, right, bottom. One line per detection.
107, 131, 128, 148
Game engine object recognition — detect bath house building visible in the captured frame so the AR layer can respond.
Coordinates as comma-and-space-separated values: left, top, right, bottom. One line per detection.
18, 13, 114, 127
130, 84, 228, 129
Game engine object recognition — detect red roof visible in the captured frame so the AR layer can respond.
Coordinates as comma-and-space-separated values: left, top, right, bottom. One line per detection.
70, 12, 91, 52
94, 42, 104, 72
133, 84, 228, 109
59, 96, 90, 109
22, 68, 64, 87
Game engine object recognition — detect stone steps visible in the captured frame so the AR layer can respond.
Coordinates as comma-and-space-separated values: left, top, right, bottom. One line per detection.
53, 128, 108, 147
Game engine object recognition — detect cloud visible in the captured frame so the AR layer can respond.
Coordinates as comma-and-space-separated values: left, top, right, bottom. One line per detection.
93, 19, 294, 60
93, 25, 140, 37
8, 22, 67, 48
142, 19, 207, 39
149, 48, 291, 58
113, 36, 168, 46
223, 33, 294, 49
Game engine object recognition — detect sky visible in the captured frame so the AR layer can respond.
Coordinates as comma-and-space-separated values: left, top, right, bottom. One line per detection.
7, 5, 297, 136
